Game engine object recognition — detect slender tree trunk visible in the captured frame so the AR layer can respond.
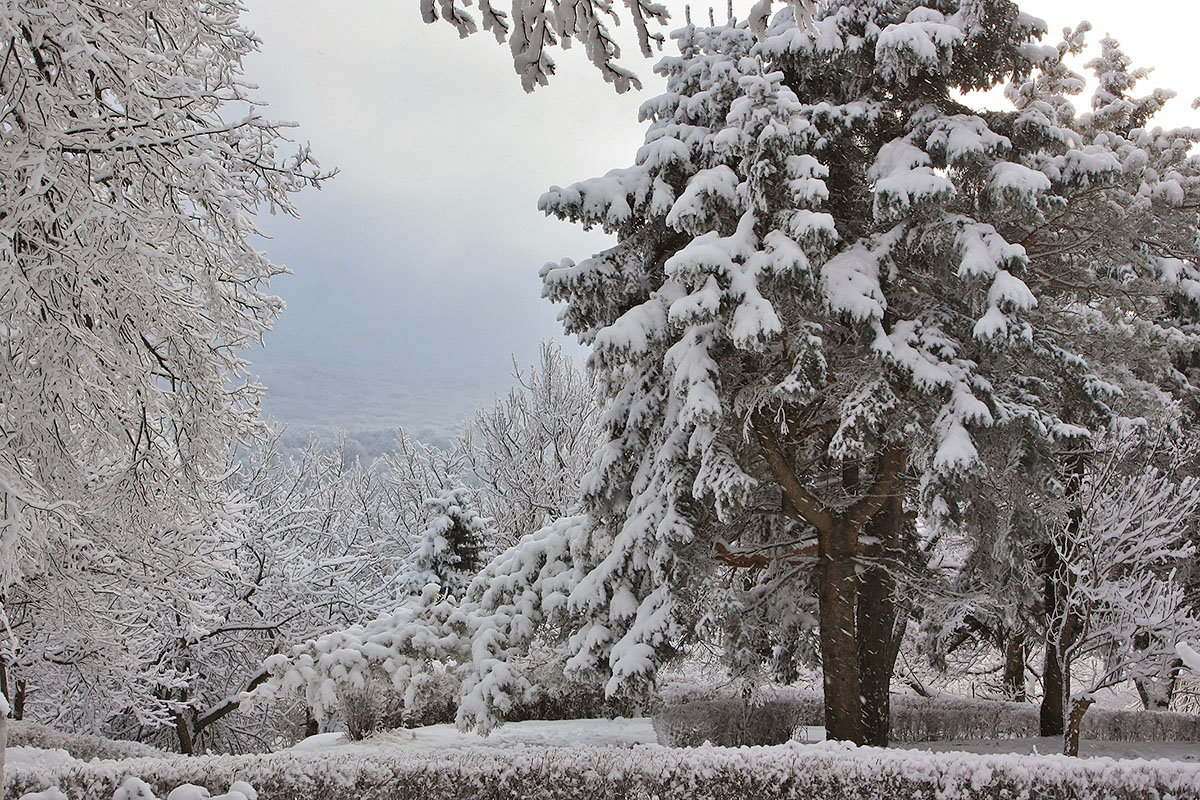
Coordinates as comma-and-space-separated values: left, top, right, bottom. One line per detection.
1003, 631, 1026, 702
172, 710, 195, 755
1041, 453, 1084, 737
1039, 598, 1067, 734
818, 521, 863, 744
13, 681, 23, 720
1063, 696, 1093, 756
0, 703, 7, 800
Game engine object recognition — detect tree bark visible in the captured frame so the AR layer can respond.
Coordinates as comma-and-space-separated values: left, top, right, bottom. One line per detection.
1063, 696, 1093, 756
1003, 630, 1026, 702
753, 421, 907, 747
172, 709, 195, 755
1039, 605, 1067, 735
856, 493, 905, 747
817, 521, 864, 744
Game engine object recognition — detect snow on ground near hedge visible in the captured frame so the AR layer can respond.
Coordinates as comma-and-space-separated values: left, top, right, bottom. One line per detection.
5, 746, 83, 770
296, 717, 659, 752
894, 737, 1200, 762
287, 717, 1198, 763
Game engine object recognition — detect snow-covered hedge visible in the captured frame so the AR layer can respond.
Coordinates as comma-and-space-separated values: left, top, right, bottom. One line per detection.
1082, 705, 1200, 743
5, 721, 170, 762
7, 741, 1199, 800
654, 687, 1200, 745
18, 777, 257, 800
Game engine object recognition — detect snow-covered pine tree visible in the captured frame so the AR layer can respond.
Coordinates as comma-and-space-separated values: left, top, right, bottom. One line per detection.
398, 488, 493, 600
538, 1, 1200, 744
0, 0, 325, 721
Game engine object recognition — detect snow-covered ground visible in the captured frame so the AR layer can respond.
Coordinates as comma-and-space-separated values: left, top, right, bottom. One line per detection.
282, 717, 1198, 763
293, 717, 658, 752
894, 737, 1199, 762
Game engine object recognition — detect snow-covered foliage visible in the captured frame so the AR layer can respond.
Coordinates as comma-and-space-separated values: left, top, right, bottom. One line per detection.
261, 1, 1200, 744
8, 736, 1200, 800
18, 777, 258, 800
654, 684, 1200, 744
0, 0, 325, 751
5, 720, 170, 762
418, 0, 677, 92
4, 433, 408, 753
395, 488, 493, 599
460, 342, 602, 549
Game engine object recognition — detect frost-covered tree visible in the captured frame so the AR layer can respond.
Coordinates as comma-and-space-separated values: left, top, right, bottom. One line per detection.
5, 433, 410, 753
0, 0, 325, 725
419, 0, 676, 91
1049, 441, 1200, 755
460, 342, 601, 548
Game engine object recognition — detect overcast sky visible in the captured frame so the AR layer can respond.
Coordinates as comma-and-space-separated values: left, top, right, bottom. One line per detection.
237, 1, 1200, 444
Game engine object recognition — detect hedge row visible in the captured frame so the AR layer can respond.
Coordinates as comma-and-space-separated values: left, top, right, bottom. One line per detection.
5, 720, 170, 762
654, 686, 1200, 746
8, 740, 1199, 800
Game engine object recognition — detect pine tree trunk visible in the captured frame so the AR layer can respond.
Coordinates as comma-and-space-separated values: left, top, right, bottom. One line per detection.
818, 521, 863, 744
856, 494, 905, 747
1003, 631, 1026, 702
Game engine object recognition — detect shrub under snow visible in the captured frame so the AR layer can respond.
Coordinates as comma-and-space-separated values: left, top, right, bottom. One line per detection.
5, 721, 170, 762
17, 777, 257, 800
6, 741, 1199, 800
654, 686, 1200, 746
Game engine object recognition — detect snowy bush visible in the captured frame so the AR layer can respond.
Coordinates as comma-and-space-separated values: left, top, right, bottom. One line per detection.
338, 689, 407, 742
5, 721, 170, 762
7, 741, 1200, 800
1082, 706, 1200, 743
16, 777, 258, 800
652, 694, 806, 747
